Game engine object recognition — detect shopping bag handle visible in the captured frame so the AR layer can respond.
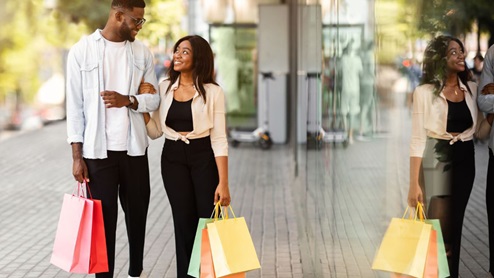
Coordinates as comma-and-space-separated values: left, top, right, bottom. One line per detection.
402, 206, 416, 220
72, 181, 93, 199
212, 202, 224, 221
211, 202, 236, 221
219, 205, 236, 220
416, 202, 427, 221
402, 202, 427, 221
72, 182, 85, 198
211, 202, 223, 219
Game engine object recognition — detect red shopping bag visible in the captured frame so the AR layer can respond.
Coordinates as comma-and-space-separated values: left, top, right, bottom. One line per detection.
200, 228, 245, 278
89, 199, 108, 273
50, 183, 108, 274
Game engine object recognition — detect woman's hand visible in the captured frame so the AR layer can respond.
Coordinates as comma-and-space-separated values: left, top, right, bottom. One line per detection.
138, 78, 156, 95
487, 113, 494, 125
481, 83, 494, 95
214, 183, 231, 206
407, 182, 423, 208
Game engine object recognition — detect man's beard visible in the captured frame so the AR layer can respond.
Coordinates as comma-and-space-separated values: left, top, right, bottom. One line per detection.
119, 22, 135, 42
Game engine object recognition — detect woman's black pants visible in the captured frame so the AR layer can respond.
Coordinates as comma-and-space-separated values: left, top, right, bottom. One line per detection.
486, 149, 494, 273
161, 137, 219, 278
433, 140, 475, 278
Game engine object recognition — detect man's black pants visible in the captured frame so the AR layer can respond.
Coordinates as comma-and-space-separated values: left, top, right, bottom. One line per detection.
85, 150, 150, 278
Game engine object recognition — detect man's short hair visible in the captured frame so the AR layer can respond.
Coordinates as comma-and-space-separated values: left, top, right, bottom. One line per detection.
475, 52, 484, 62
111, 0, 146, 10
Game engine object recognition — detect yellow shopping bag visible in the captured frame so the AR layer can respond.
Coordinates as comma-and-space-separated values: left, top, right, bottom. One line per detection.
207, 203, 261, 277
372, 204, 432, 277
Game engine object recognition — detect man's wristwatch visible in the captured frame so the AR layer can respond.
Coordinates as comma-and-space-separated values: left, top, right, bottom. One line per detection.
127, 95, 135, 108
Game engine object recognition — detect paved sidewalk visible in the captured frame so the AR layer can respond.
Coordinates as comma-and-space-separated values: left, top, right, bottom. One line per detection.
0, 122, 301, 278
0, 75, 491, 277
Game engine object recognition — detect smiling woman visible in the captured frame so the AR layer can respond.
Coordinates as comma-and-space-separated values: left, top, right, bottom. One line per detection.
141, 35, 230, 278
408, 35, 488, 277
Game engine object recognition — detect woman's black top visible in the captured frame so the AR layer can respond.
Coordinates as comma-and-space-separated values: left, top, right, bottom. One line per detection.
446, 99, 473, 133
166, 98, 193, 132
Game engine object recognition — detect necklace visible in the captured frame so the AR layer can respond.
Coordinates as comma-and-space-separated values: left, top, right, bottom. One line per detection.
179, 83, 194, 87
444, 83, 458, 95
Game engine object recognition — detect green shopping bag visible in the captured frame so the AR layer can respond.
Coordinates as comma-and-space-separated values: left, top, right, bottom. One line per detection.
188, 218, 214, 277
420, 199, 450, 278
425, 219, 449, 277
188, 205, 223, 278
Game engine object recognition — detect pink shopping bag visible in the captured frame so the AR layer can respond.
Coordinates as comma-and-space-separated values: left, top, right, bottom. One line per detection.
50, 183, 108, 274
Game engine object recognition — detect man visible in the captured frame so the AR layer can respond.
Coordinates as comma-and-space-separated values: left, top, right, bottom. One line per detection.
65, 1, 159, 277
477, 45, 494, 278
339, 40, 363, 144
471, 52, 484, 83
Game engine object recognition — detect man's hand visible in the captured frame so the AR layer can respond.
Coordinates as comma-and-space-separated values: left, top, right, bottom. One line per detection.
481, 83, 494, 95
101, 90, 130, 108
73, 158, 89, 183
71, 142, 89, 183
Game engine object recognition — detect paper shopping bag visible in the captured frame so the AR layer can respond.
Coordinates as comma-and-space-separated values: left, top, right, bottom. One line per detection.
425, 219, 449, 278
200, 228, 215, 278
423, 230, 438, 278
51, 183, 108, 274
390, 229, 438, 278
372, 210, 432, 277
50, 193, 93, 273
89, 199, 108, 273
188, 218, 215, 277
207, 205, 260, 277
201, 229, 246, 278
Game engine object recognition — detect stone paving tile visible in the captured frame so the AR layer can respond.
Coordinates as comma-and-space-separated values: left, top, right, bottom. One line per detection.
0, 122, 301, 278
1, 84, 492, 278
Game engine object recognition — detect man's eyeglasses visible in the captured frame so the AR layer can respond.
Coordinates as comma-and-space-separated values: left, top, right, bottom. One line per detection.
126, 14, 146, 26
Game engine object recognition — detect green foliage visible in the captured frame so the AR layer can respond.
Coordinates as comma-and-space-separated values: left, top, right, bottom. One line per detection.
375, 0, 422, 64
0, 0, 185, 105
56, 0, 110, 30
54, 0, 186, 48
0, 0, 44, 102
140, 0, 186, 48
417, 0, 494, 44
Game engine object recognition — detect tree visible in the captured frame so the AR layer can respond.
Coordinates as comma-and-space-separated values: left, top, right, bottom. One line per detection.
54, 0, 185, 48
55, 0, 110, 30
0, 0, 185, 103
417, 0, 494, 48
464, 0, 494, 47
140, 0, 185, 49
0, 0, 44, 102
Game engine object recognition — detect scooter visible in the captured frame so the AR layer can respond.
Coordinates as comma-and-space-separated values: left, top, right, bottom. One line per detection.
229, 72, 274, 150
